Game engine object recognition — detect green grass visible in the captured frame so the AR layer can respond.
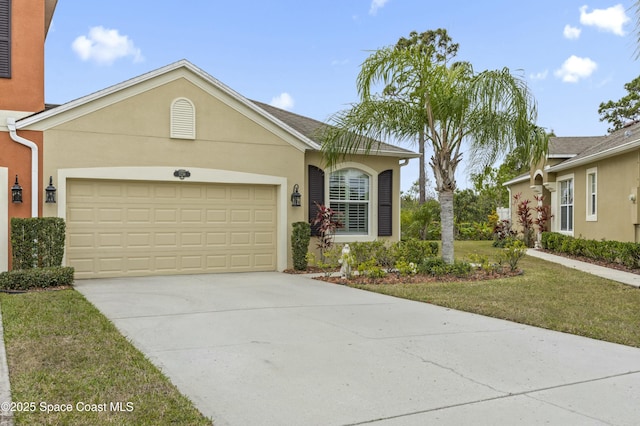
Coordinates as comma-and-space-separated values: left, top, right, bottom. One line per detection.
0, 290, 212, 425
354, 241, 640, 348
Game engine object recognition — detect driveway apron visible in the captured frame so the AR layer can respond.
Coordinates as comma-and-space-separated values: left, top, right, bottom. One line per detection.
75, 273, 640, 426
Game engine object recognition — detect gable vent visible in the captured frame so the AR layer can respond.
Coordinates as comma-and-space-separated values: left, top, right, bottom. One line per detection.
170, 97, 195, 139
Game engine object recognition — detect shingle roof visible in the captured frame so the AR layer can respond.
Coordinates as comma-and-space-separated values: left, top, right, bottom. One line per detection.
548, 136, 603, 157
548, 121, 640, 172
251, 100, 418, 157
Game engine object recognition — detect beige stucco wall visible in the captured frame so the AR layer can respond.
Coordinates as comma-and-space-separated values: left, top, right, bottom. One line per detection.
41, 76, 308, 268
556, 149, 640, 242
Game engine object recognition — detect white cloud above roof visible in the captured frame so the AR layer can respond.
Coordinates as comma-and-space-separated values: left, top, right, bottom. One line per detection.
579, 4, 630, 36
563, 24, 581, 40
369, 0, 389, 15
554, 55, 597, 83
270, 92, 295, 110
72, 26, 143, 65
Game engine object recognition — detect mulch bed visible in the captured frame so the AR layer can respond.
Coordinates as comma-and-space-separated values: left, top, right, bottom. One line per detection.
286, 267, 523, 285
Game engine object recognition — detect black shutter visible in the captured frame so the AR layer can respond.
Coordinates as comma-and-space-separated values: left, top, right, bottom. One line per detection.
378, 170, 393, 236
308, 165, 324, 236
0, 0, 10, 78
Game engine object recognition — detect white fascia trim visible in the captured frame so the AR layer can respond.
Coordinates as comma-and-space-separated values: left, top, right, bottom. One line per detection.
0, 168, 7, 272
547, 154, 576, 159
18, 60, 318, 153
548, 138, 640, 173
502, 174, 530, 187
56, 166, 289, 272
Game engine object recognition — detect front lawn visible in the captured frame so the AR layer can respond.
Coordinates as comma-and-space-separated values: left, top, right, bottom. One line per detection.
0, 290, 212, 425
353, 241, 640, 348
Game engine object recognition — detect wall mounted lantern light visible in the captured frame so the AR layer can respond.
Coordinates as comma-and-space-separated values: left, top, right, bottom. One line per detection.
11, 175, 23, 203
291, 184, 301, 207
45, 176, 57, 203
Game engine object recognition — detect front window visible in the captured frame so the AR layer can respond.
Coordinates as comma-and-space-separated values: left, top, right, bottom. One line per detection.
329, 169, 369, 234
586, 168, 597, 221
559, 178, 573, 232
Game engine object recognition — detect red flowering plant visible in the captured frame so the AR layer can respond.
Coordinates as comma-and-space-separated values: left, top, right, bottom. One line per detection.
311, 202, 344, 254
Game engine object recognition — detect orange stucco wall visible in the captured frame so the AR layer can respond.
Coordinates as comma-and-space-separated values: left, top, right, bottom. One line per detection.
0, 0, 45, 112
1, 130, 44, 268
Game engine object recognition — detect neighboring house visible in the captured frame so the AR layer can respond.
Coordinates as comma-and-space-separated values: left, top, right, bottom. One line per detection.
0, 1, 418, 278
505, 122, 640, 243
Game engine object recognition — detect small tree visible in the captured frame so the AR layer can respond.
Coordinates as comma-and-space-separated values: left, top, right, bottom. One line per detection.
533, 194, 553, 248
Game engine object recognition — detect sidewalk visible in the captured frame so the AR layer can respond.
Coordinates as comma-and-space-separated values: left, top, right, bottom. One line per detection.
526, 248, 640, 288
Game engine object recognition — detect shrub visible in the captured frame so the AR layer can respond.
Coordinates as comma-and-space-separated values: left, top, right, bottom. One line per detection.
11, 217, 66, 269
417, 257, 471, 277
541, 232, 640, 269
357, 259, 387, 279
395, 239, 439, 264
503, 239, 527, 271
0, 267, 75, 291
395, 260, 417, 276
291, 222, 311, 270
311, 202, 343, 254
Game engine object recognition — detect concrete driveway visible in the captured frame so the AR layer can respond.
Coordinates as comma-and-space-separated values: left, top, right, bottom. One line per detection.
75, 272, 640, 425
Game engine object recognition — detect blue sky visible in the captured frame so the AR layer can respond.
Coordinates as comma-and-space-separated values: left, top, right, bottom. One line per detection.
44, 1, 639, 192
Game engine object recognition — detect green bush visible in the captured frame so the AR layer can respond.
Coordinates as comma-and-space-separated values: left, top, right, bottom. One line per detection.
11, 217, 66, 269
455, 222, 493, 241
541, 232, 640, 269
503, 239, 527, 271
291, 222, 311, 270
417, 257, 471, 277
395, 239, 439, 264
0, 267, 75, 291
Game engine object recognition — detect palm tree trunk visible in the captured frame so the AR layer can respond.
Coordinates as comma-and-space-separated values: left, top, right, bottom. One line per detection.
439, 190, 455, 264
431, 147, 458, 264
418, 130, 426, 204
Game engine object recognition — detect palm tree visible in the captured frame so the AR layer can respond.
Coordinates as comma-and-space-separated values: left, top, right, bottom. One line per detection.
321, 30, 547, 263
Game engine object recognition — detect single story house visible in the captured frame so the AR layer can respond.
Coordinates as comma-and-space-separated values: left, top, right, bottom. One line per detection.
504, 122, 640, 243
1, 0, 418, 278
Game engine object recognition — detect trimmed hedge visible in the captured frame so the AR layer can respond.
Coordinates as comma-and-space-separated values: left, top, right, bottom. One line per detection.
11, 217, 66, 269
541, 232, 640, 269
291, 222, 311, 270
0, 267, 75, 291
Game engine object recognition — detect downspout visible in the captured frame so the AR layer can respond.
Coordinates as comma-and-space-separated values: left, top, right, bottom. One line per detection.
6, 118, 38, 217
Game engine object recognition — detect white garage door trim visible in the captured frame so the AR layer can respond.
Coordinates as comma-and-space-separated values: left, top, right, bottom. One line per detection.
56, 167, 288, 272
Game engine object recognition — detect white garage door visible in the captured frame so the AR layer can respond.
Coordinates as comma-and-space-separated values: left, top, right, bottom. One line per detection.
66, 179, 277, 279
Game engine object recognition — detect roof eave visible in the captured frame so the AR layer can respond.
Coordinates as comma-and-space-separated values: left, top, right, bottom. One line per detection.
547, 138, 640, 173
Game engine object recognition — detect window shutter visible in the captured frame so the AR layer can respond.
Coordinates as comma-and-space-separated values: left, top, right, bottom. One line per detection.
0, 0, 10, 78
171, 98, 195, 139
378, 169, 393, 236
308, 165, 324, 236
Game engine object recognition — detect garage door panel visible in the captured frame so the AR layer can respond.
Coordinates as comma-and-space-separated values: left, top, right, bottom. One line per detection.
67, 180, 277, 278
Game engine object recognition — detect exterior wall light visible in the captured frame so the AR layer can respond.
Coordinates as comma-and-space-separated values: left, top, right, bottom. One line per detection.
11, 175, 23, 203
629, 194, 637, 203
291, 184, 301, 207
45, 176, 57, 203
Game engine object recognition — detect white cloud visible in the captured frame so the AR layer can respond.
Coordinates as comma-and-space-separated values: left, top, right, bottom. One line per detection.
530, 70, 549, 81
563, 24, 581, 39
270, 92, 295, 110
72, 26, 143, 65
554, 55, 598, 83
579, 4, 630, 36
369, 0, 389, 15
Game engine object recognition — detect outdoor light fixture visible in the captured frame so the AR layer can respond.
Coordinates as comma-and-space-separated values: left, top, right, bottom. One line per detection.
291, 184, 301, 207
45, 176, 57, 203
11, 175, 22, 203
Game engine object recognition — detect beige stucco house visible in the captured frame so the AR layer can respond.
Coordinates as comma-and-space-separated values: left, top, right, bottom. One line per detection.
4, 60, 417, 278
504, 122, 640, 243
